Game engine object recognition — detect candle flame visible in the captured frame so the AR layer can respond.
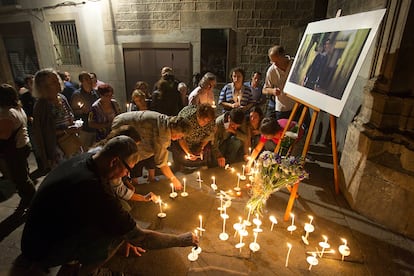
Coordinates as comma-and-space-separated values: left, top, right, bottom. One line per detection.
287, 243, 292, 248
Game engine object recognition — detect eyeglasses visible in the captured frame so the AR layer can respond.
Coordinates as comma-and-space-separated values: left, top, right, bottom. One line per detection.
120, 158, 133, 174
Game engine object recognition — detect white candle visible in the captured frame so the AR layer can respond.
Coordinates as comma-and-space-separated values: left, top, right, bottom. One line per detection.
199, 215, 203, 229
290, 213, 295, 226
170, 183, 174, 194
242, 165, 245, 176
308, 215, 314, 225
269, 215, 278, 231
248, 147, 252, 155
158, 198, 163, 213
307, 253, 318, 271
212, 176, 216, 185
222, 213, 227, 232
183, 178, 186, 193
319, 235, 329, 257
237, 173, 240, 187
246, 205, 252, 222
339, 238, 350, 261
285, 243, 292, 267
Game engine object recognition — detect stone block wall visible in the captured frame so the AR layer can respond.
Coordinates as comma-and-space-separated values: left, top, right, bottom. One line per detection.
113, 0, 317, 77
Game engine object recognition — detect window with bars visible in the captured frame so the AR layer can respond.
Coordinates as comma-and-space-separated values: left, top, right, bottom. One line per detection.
50, 21, 81, 66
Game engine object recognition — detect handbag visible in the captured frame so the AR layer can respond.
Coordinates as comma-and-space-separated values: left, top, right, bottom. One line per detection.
57, 132, 82, 157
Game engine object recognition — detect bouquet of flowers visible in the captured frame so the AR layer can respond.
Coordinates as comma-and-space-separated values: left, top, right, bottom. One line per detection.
247, 151, 308, 216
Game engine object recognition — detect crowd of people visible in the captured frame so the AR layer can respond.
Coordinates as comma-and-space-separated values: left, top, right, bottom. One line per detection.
0, 44, 306, 275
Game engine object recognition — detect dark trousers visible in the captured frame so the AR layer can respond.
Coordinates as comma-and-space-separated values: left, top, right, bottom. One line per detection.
0, 144, 35, 206
218, 135, 244, 164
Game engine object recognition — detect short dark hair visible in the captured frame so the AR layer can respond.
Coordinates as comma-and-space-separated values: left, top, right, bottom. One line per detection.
97, 83, 113, 96
229, 108, 245, 125
169, 116, 191, 135
260, 117, 281, 135
250, 106, 264, 119
229, 67, 245, 82
78, 71, 91, 82
251, 71, 262, 78
100, 135, 139, 163
196, 104, 216, 121
0, 83, 19, 108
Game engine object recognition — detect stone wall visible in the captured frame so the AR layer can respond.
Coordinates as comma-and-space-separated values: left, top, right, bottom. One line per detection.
333, 0, 414, 238
113, 0, 318, 77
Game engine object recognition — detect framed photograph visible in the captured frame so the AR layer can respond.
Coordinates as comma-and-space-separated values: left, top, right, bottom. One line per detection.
285, 9, 386, 117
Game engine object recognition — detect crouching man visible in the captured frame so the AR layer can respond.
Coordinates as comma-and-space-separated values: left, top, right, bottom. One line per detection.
20, 136, 197, 275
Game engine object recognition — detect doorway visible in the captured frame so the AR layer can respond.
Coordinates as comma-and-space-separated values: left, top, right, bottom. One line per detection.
123, 42, 192, 100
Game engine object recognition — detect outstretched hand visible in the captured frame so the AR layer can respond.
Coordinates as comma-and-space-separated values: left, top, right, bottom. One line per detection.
125, 242, 146, 257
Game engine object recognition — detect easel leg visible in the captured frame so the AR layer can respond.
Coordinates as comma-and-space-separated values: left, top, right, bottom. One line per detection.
330, 115, 340, 194
284, 181, 299, 221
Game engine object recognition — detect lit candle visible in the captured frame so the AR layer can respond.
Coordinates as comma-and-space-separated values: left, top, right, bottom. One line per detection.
183, 178, 186, 193
287, 213, 297, 234
158, 198, 163, 213
219, 209, 229, 241
171, 183, 174, 194
234, 216, 243, 237
212, 176, 216, 185
248, 147, 252, 155
269, 215, 278, 231
234, 173, 241, 191
245, 205, 252, 226
308, 215, 314, 225
199, 215, 203, 229
307, 253, 318, 271
285, 243, 292, 267
339, 238, 350, 261
196, 171, 203, 189
319, 235, 330, 258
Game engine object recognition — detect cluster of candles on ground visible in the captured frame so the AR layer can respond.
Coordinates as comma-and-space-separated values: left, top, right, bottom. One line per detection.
155, 164, 351, 269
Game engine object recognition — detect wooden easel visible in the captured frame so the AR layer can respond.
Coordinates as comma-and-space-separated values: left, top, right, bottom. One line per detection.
275, 94, 340, 221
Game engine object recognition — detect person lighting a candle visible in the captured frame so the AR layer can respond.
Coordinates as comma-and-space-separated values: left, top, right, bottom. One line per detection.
212, 108, 249, 167
20, 136, 198, 275
170, 104, 216, 172
245, 116, 304, 173
112, 110, 191, 190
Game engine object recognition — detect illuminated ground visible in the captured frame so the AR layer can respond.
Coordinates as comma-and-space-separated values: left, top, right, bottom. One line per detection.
1, 145, 414, 275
